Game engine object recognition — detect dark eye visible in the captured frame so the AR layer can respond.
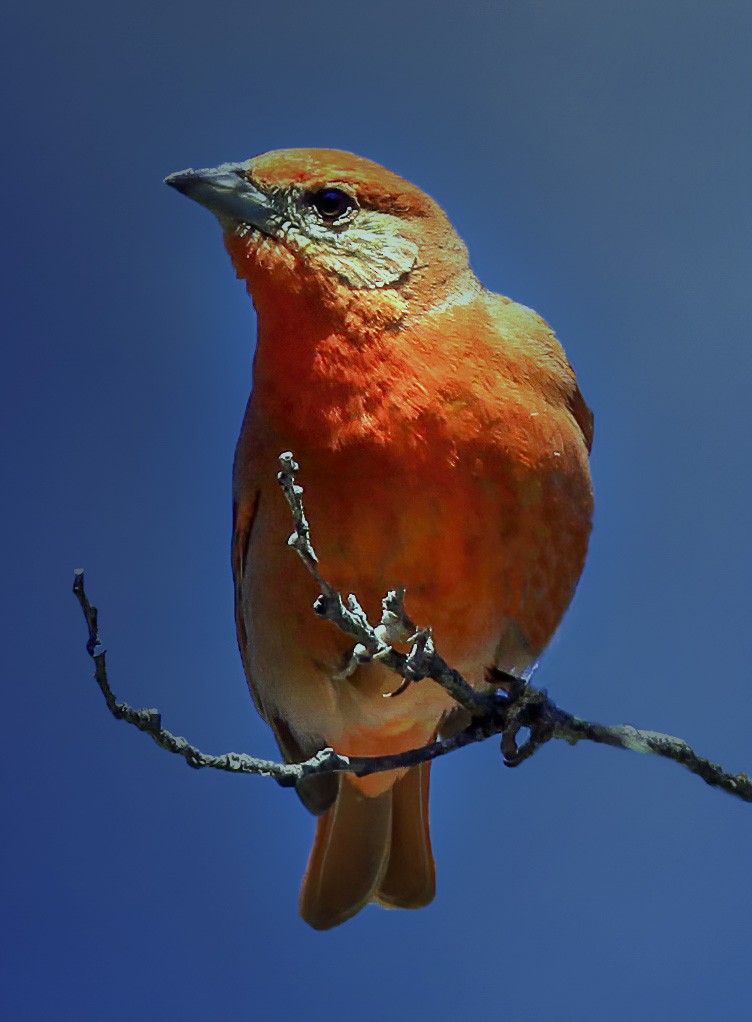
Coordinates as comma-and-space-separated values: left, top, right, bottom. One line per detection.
309, 187, 356, 223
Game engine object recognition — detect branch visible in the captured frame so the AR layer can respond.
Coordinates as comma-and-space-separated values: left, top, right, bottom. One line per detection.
72, 454, 752, 806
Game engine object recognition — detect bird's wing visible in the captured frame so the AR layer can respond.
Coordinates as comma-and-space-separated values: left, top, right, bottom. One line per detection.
231, 493, 263, 716
568, 377, 594, 454
231, 492, 338, 816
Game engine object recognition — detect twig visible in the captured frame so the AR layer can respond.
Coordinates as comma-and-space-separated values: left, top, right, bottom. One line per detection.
72, 453, 752, 805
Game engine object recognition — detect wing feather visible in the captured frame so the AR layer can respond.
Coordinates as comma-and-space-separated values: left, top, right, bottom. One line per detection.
232, 492, 337, 815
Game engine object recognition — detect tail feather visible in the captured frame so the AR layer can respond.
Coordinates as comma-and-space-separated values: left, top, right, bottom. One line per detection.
375, 762, 435, 909
299, 778, 392, 930
298, 764, 435, 929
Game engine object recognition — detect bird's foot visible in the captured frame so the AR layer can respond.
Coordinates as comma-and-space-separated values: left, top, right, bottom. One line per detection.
486, 667, 556, 767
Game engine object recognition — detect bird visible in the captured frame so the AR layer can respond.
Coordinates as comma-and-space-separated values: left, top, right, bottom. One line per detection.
165, 149, 594, 929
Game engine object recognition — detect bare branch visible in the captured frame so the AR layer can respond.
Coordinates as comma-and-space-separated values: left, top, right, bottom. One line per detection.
72, 453, 752, 806
551, 715, 752, 802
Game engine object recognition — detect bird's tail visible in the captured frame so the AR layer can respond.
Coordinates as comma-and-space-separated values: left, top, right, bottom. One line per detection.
299, 762, 435, 930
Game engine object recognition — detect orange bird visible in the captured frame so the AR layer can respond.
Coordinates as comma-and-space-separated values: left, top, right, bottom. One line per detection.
166, 149, 593, 929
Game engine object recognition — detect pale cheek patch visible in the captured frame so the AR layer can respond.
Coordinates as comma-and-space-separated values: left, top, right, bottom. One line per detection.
292, 209, 419, 290
313, 228, 419, 289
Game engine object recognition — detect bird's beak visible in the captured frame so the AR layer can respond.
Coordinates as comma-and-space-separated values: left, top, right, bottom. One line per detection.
164, 162, 276, 233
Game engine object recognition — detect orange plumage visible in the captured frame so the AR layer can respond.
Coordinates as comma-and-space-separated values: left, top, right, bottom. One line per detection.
166, 149, 593, 929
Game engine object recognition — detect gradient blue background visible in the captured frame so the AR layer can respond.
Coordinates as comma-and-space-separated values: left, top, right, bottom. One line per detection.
4, 1, 752, 1018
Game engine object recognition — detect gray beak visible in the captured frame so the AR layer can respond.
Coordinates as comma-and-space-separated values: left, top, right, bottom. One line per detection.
165, 162, 276, 232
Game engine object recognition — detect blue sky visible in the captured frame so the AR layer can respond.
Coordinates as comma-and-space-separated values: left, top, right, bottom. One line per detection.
4, 1, 752, 1018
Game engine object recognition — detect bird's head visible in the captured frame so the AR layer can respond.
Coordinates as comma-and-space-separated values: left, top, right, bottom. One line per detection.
166, 148, 476, 333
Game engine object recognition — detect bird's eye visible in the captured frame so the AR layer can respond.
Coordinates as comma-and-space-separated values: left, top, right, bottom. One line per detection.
308, 188, 356, 223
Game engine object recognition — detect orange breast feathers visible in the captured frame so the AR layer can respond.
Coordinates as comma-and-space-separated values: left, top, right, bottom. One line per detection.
166, 148, 594, 929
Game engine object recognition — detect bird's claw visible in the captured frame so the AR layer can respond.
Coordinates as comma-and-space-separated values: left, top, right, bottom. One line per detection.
383, 676, 412, 698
